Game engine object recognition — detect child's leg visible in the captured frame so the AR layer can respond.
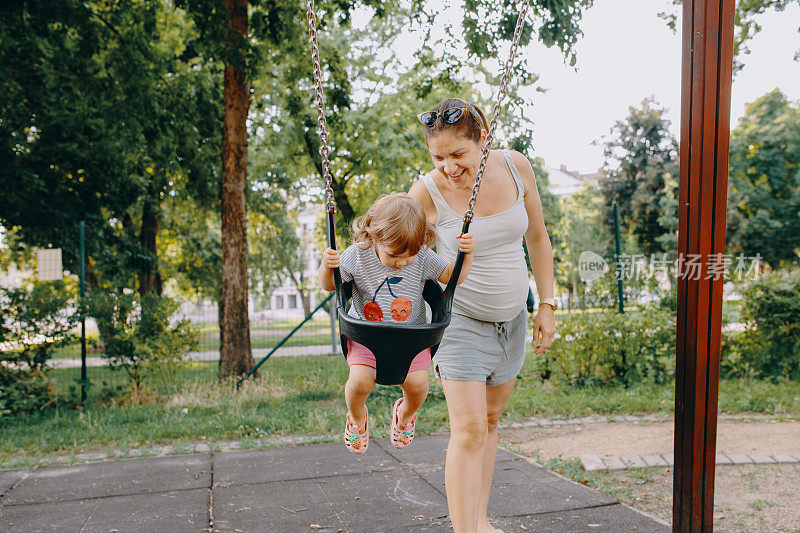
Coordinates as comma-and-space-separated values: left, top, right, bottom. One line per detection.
398, 369, 429, 423
345, 364, 376, 427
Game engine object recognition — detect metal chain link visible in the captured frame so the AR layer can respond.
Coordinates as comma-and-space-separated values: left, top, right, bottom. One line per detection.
465, 0, 530, 222
306, 0, 336, 213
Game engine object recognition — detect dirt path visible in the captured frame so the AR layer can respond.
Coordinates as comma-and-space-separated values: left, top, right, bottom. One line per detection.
500, 418, 800, 532
502, 419, 800, 461
603, 463, 800, 532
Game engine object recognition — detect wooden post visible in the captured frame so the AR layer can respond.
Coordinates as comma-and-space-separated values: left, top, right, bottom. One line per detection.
673, 0, 735, 530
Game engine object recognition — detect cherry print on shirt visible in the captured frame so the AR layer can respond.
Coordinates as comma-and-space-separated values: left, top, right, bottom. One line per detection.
363, 276, 399, 322
386, 277, 412, 322
363, 301, 383, 321
363, 276, 411, 322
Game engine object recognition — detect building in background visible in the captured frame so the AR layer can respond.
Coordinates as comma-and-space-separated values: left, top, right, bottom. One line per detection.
543, 164, 602, 196
262, 204, 321, 319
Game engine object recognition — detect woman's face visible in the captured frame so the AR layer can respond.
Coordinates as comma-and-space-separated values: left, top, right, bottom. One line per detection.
426, 130, 485, 189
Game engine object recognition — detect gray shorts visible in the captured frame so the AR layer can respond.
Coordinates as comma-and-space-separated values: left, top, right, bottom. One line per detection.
433, 308, 527, 387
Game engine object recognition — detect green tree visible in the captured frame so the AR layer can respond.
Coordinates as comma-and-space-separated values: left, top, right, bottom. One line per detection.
598, 98, 679, 256
726, 89, 800, 267
655, 171, 679, 255
551, 184, 610, 310
0, 1, 221, 293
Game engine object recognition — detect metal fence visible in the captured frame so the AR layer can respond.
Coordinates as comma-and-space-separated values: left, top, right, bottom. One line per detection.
46, 292, 340, 371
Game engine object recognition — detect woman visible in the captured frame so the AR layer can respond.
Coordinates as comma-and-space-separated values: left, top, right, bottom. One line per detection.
409, 98, 557, 533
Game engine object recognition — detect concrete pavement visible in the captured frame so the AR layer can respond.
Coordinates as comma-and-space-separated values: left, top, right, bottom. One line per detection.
0, 435, 667, 532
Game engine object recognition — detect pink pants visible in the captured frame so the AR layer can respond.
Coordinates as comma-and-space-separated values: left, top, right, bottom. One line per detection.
345, 339, 432, 372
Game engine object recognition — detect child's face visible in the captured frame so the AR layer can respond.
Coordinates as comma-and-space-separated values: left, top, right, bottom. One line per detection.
375, 243, 416, 270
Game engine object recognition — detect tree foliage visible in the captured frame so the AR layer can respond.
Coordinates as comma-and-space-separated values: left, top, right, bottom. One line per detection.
0, 1, 222, 290
726, 89, 800, 267
551, 184, 610, 305
598, 98, 679, 256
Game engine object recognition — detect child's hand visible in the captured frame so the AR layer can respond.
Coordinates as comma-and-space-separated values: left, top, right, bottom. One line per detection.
322, 248, 341, 269
457, 232, 475, 255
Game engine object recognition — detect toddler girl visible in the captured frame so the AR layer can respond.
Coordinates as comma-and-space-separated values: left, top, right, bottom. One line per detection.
319, 193, 475, 454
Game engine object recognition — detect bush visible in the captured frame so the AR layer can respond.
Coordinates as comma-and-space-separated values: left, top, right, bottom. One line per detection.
532, 307, 676, 387
88, 291, 198, 402
0, 281, 78, 418
722, 269, 800, 380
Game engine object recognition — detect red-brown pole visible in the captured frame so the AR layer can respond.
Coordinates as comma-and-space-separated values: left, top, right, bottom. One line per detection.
673, 0, 735, 530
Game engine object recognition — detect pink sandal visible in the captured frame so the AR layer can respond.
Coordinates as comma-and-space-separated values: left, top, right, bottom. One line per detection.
391, 398, 417, 449
344, 406, 369, 454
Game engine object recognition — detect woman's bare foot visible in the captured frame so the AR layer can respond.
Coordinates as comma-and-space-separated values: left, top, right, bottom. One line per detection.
477, 518, 504, 533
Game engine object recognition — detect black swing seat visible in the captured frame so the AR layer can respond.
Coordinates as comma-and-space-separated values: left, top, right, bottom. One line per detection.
337, 278, 453, 385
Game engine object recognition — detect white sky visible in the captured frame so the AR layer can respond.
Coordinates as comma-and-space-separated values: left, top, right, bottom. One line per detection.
523, 0, 800, 173
378, 0, 800, 173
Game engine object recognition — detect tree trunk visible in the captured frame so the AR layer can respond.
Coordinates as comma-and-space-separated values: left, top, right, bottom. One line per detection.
219, 0, 253, 378
139, 184, 162, 297
570, 277, 578, 314
289, 271, 312, 316
299, 290, 312, 317
330, 176, 355, 228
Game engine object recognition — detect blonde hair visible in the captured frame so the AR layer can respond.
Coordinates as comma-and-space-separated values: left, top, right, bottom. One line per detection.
351, 193, 436, 254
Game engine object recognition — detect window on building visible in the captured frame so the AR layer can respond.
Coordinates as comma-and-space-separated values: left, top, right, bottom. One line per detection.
288, 294, 298, 309
275, 297, 284, 309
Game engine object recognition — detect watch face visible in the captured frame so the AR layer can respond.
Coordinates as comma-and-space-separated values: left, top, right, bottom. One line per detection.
540, 298, 557, 309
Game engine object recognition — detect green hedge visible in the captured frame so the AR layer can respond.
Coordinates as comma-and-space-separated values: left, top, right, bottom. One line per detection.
532, 308, 676, 387
0, 281, 78, 418
721, 269, 800, 380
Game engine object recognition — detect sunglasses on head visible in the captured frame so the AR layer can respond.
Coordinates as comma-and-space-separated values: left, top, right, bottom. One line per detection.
417, 106, 483, 129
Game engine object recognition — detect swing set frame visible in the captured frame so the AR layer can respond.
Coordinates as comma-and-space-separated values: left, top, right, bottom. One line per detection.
302, 0, 736, 529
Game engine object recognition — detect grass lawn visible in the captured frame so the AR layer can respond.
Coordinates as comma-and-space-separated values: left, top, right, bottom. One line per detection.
2, 350, 799, 469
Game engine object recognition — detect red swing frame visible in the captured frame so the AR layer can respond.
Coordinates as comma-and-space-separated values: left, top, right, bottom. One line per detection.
673, 0, 736, 530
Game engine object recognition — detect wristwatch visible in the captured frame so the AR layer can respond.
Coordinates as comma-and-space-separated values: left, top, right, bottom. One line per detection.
538, 297, 557, 310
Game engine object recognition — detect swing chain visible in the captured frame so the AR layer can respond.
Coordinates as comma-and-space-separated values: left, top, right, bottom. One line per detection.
307, 0, 530, 219
465, 0, 530, 222
306, 0, 337, 213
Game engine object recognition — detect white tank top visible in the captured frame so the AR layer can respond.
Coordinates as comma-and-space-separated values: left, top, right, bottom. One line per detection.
422, 150, 529, 322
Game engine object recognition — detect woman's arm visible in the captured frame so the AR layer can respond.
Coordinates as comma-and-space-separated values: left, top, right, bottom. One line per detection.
511, 151, 557, 355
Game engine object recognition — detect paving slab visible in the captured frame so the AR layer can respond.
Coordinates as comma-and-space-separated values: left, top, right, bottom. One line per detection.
620, 455, 648, 468
213, 441, 398, 486
215, 470, 447, 532
393, 448, 617, 518
579, 454, 605, 471
0, 436, 667, 531
3, 454, 210, 505
495, 504, 668, 532
0, 488, 208, 532
642, 455, 668, 467
0, 469, 26, 497
0, 496, 99, 532
484, 458, 617, 517
602, 456, 627, 470
375, 433, 516, 464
